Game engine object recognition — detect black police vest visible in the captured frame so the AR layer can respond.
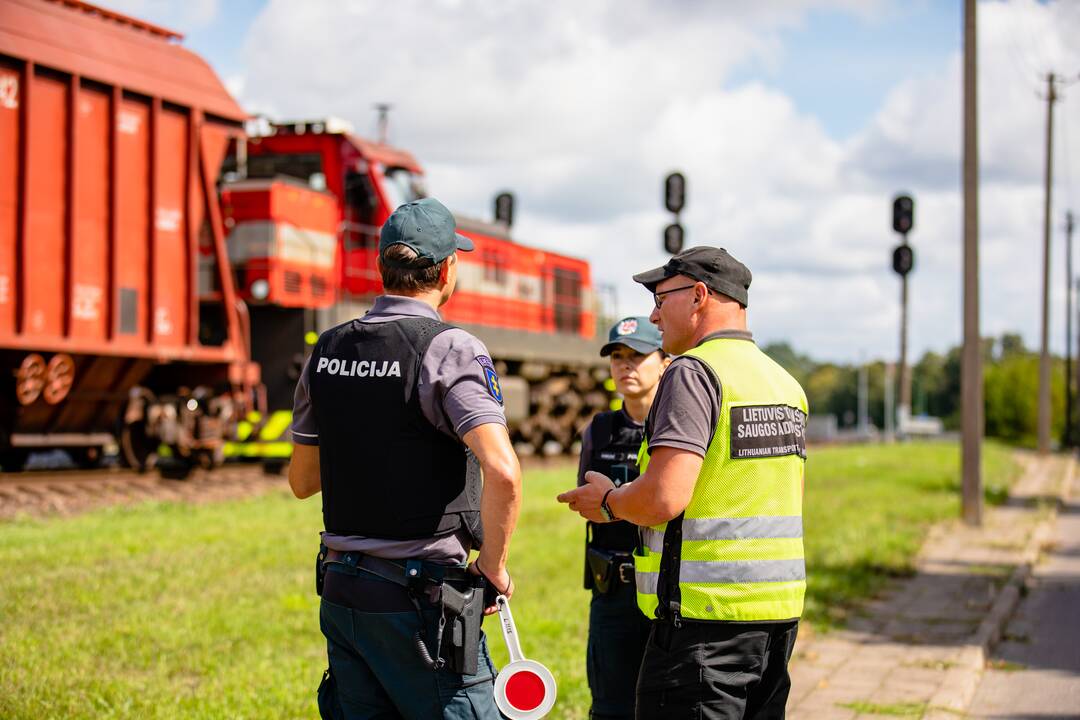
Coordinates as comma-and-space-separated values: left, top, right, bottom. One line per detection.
585, 410, 644, 552
308, 316, 483, 546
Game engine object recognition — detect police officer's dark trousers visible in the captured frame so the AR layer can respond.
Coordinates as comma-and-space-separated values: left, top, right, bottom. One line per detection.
635, 618, 799, 720
318, 563, 502, 720
587, 580, 651, 719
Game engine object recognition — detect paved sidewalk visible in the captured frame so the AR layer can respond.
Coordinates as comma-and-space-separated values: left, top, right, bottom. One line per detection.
787, 452, 1071, 720
968, 456, 1080, 718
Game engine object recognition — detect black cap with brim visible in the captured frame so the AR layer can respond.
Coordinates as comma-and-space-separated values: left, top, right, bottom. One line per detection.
631, 266, 675, 292
633, 246, 751, 307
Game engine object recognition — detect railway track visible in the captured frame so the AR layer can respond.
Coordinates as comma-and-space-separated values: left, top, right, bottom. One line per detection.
0, 464, 287, 521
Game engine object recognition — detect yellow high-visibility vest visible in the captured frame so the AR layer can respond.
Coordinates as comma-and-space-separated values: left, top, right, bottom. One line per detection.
634, 337, 808, 622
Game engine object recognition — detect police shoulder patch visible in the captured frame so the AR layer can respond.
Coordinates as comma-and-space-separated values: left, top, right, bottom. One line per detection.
475, 356, 503, 404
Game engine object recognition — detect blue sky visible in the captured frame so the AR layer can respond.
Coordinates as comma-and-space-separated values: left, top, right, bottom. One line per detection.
736, 2, 961, 139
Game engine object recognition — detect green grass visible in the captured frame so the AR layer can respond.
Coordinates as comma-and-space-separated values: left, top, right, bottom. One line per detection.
0, 441, 1020, 719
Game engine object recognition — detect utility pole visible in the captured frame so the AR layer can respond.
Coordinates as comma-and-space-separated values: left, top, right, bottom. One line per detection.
1076, 277, 1080, 437
858, 354, 869, 438
961, 0, 983, 525
884, 362, 895, 443
1037, 72, 1057, 455
1066, 211, 1075, 448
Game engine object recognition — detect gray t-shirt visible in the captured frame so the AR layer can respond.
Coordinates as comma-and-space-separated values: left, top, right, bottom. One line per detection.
291, 295, 507, 563
644, 330, 755, 456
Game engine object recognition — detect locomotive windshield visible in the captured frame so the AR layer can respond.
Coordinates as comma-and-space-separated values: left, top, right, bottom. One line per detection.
381, 166, 427, 209
247, 152, 326, 189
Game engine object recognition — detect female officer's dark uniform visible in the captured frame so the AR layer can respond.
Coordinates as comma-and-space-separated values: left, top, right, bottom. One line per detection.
578, 318, 664, 719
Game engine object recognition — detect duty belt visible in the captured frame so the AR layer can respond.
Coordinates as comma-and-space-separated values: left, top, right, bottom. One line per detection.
322, 548, 471, 586
318, 545, 484, 675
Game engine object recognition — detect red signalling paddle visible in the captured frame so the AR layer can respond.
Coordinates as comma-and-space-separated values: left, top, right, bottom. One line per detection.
492, 595, 557, 718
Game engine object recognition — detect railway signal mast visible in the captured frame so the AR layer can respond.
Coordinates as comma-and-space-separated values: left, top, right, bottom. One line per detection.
494, 192, 515, 227
663, 172, 686, 254
892, 194, 915, 434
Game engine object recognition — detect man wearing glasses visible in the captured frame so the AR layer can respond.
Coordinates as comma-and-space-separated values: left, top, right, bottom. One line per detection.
559, 246, 808, 719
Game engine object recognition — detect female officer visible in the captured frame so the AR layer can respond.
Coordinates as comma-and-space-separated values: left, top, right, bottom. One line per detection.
578, 316, 669, 719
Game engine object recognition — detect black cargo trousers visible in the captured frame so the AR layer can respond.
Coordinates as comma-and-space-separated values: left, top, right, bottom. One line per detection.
635, 618, 799, 720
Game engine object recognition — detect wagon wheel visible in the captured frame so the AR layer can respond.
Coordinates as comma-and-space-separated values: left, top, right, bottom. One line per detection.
42, 353, 75, 405
15, 354, 46, 406
158, 455, 194, 480
120, 420, 157, 473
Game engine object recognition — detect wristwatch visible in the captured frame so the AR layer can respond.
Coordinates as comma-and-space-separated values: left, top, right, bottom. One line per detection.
600, 488, 618, 522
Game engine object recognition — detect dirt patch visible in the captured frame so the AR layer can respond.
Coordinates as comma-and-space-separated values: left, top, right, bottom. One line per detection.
0, 465, 287, 521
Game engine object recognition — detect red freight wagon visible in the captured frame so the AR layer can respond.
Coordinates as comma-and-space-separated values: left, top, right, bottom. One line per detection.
0, 0, 259, 471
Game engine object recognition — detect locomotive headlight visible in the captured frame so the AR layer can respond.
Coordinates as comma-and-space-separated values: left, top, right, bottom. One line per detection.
251, 279, 270, 300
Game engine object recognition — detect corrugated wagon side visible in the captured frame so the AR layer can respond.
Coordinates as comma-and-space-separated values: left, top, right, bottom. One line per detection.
0, 0, 259, 472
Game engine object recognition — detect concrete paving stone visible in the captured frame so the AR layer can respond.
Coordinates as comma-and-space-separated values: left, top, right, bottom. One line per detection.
837, 654, 897, 673
875, 678, 941, 701
884, 665, 951, 687
868, 686, 935, 707
796, 644, 858, 670
788, 707, 858, 720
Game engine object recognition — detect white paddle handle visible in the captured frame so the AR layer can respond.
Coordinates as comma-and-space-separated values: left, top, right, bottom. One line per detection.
495, 595, 525, 663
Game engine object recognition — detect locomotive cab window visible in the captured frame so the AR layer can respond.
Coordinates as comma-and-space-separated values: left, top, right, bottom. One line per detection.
381, 166, 427, 210
247, 152, 324, 186
343, 170, 379, 250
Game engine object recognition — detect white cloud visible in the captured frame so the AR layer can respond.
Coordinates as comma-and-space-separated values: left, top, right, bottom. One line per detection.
229, 0, 1080, 363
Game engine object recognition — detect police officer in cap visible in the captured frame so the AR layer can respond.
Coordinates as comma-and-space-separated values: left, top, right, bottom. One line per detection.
289, 197, 522, 719
579, 316, 669, 719
560, 246, 808, 719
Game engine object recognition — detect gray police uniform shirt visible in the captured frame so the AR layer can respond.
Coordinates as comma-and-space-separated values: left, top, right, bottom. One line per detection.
644, 330, 756, 457
291, 295, 507, 564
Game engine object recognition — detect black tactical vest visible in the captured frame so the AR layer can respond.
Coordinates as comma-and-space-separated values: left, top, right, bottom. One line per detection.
308, 316, 483, 545
585, 410, 644, 551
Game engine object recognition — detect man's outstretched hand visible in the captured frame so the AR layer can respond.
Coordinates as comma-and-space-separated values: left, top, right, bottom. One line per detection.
556, 471, 616, 523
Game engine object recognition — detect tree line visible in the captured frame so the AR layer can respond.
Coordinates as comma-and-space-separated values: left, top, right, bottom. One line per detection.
763, 334, 1069, 447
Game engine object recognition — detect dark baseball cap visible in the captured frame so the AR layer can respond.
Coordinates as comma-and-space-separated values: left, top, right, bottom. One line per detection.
632, 246, 752, 307
379, 197, 474, 267
600, 316, 663, 356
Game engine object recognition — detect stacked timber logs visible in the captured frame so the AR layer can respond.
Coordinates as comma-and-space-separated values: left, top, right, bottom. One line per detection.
509, 364, 611, 456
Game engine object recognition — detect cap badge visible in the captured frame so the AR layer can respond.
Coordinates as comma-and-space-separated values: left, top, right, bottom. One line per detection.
617, 319, 638, 336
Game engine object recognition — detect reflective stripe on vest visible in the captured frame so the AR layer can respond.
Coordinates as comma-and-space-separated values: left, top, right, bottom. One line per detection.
633, 337, 808, 622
